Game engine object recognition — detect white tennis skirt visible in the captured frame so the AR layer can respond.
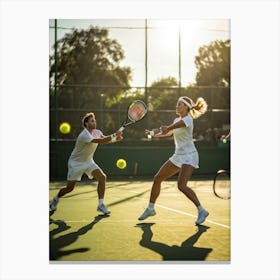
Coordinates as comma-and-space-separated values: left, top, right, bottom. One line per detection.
169, 151, 199, 169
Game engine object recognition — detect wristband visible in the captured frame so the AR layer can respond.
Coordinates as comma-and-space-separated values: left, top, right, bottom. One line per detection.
150, 130, 155, 137
110, 133, 117, 143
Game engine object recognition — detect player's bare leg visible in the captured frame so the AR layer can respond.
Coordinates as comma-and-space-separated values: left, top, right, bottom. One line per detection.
138, 160, 179, 220
58, 181, 76, 197
177, 164, 209, 225
91, 168, 107, 199
150, 160, 180, 203
91, 169, 110, 214
177, 165, 200, 206
49, 181, 76, 211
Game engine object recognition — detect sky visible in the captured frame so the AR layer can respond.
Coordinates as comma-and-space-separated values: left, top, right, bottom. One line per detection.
49, 19, 230, 87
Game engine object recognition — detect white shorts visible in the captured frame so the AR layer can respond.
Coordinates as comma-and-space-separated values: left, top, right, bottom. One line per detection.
169, 151, 199, 169
67, 159, 100, 181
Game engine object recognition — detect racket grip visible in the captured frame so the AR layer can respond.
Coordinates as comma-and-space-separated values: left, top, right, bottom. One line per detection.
118, 126, 125, 132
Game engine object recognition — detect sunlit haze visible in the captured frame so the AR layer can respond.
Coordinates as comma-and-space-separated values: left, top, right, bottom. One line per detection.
49, 19, 230, 87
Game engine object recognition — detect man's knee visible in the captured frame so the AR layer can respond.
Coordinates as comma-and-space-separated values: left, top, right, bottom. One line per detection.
154, 173, 164, 183
177, 183, 185, 192
100, 173, 107, 183
67, 184, 75, 191
93, 170, 107, 183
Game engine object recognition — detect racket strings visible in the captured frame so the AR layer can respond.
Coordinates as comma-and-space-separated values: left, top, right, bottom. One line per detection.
128, 102, 147, 122
214, 172, 230, 199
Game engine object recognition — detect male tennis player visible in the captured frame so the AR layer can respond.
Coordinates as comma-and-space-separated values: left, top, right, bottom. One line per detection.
138, 96, 209, 225
49, 112, 123, 214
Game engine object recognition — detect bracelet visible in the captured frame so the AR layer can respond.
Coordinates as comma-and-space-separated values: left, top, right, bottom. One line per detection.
110, 133, 117, 143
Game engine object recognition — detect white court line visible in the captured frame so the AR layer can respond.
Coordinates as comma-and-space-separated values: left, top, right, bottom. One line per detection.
52, 189, 230, 229
154, 203, 230, 229
51, 219, 172, 223
129, 191, 230, 229
54, 211, 230, 228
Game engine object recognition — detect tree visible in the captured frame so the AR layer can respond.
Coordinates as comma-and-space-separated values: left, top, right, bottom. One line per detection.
189, 40, 230, 135
148, 76, 180, 110
49, 26, 132, 109
145, 77, 182, 129
194, 40, 230, 86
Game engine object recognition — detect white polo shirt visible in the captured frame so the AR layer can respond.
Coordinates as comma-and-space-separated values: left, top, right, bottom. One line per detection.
173, 115, 197, 154
69, 128, 103, 162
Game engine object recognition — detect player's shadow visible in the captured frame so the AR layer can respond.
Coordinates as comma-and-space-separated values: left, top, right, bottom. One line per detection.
135, 223, 212, 261
49, 214, 109, 260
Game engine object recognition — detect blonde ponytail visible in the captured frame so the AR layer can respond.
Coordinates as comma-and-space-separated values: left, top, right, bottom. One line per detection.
190, 97, 208, 119
180, 96, 208, 119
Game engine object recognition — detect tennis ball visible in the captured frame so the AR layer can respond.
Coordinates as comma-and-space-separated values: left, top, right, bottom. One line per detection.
222, 138, 227, 144
116, 159, 127, 169
59, 122, 71, 134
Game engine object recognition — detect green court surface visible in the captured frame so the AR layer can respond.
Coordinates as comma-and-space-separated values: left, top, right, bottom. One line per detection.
49, 179, 230, 262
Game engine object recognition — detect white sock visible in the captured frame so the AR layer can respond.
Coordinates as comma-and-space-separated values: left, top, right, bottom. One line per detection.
99, 199, 104, 206
148, 202, 154, 210
197, 205, 204, 212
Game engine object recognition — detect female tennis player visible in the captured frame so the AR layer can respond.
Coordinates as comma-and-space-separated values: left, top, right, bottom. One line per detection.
49, 112, 123, 214
138, 96, 209, 225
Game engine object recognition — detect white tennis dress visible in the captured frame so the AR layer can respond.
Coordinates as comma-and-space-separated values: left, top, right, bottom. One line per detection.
169, 115, 199, 168
67, 128, 103, 181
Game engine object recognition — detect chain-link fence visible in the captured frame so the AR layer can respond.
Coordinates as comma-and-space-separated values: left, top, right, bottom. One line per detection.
49, 19, 230, 146
50, 85, 230, 145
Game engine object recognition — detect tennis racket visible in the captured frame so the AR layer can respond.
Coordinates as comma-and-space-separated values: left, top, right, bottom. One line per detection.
118, 100, 148, 131
213, 169, 230, 199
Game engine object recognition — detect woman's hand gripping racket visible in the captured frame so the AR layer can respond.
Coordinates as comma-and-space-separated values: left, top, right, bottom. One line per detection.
118, 100, 148, 131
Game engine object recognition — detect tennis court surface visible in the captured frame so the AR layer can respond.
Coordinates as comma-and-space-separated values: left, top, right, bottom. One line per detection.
49, 179, 230, 262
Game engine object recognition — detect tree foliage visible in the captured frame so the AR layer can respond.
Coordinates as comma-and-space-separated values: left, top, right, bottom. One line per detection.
49, 26, 132, 109
194, 40, 230, 86
50, 27, 230, 141
148, 76, 179, 110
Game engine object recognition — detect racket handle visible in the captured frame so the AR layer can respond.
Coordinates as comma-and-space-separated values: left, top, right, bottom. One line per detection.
118, 126, 125, 132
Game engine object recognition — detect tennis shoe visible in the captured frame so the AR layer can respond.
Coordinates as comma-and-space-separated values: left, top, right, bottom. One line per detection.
195, 209, 209, 225
49, 196, 58, 211
138, 208, 156, 220
97, 203, 111, 215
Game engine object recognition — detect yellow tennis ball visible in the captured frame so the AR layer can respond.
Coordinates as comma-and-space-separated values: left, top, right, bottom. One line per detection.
59, 122, 71, 134
116, 159, 127, 169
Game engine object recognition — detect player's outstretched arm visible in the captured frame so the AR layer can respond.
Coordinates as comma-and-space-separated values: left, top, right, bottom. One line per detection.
161, 119, 186, 134
92, 130, 123, 144
145, 127, 173, 139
